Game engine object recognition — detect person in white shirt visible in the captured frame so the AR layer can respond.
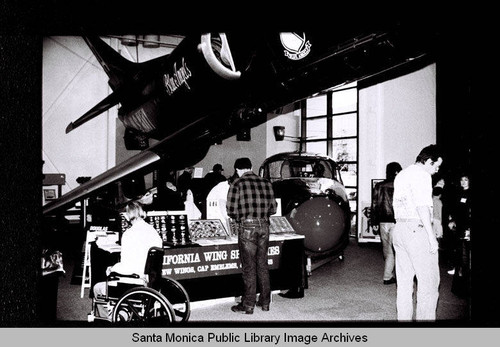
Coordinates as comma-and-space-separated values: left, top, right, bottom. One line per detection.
93, 201, 162, 319
392, 144, 443, 321
205, 172, 238, 226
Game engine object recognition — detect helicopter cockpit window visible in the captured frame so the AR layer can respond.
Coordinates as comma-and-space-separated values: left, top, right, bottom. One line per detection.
287, 160, 304, 177
286, 159, 334, 179
315, 160, 334, 179
262, 157, 339, 182
280, 160, 292, 179
264, 160, 285, 182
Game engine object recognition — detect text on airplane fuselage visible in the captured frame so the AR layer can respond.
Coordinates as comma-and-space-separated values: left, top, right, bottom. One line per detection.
163, 57, 192, 95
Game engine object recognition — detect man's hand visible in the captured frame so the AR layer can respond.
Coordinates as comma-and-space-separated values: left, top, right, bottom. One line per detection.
433, 218, 443, 238
429, 237, 439, 254
416, 206, 438, 254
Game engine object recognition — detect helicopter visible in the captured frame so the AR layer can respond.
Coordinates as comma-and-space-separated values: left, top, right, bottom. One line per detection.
260, 151, 350, 258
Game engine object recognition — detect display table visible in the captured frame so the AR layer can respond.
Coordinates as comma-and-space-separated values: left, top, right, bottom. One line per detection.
89, 240, 120, 298
90, 232, 307, 302
163, 234, 307, 301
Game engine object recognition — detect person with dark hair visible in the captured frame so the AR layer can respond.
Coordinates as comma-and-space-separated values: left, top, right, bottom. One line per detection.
392, 144, 443, 321
447, 173, 471, 296
432, 178, 445, 242
227, 157, 277, 314
200, 164, 227, 213
92, 201, 162, 320
312, 162, 325, 177
372, 161, 402, 285
204, 163, 227, 191
177, 167, 194, 200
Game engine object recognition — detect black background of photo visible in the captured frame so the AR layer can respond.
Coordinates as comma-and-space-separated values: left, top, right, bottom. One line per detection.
1, 2, 497, 327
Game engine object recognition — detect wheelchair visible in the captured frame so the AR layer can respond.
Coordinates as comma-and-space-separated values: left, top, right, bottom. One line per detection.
88, 246, 190, 324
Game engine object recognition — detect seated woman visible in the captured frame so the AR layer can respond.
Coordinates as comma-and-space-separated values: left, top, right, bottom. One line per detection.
92, 201, 162, 319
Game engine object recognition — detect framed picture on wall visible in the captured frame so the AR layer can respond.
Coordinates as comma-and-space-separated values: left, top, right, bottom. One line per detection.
43, 188, 57, 200
370, 178, 385, 231
358, 179, 384, 243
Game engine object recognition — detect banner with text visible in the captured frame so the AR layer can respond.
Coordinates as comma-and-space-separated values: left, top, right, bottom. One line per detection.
162, 240, 283, 280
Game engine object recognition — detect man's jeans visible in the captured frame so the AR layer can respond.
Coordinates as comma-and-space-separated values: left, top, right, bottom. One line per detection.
393, 220, 440, 321
237, 218, 271, 310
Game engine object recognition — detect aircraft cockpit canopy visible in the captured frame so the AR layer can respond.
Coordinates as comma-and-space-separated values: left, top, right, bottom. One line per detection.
260, 153, 342, 183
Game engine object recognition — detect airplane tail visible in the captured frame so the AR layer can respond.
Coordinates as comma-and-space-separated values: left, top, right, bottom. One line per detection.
82, 35, 137, 90
66, 35, 140, 133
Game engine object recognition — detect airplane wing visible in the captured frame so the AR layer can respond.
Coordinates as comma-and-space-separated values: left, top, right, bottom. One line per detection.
43, 113, 215, 215
42, 149, 160, 214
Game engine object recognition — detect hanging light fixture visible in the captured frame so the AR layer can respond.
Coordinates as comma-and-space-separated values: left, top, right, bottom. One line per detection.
142, 35, 160, 48
121, 35, 138, 46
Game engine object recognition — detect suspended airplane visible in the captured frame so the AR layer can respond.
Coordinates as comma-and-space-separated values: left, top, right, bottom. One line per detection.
43, 26, 436, 215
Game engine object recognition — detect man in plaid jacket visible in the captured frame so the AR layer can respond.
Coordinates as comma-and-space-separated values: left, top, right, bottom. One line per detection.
227, 157, 277, 314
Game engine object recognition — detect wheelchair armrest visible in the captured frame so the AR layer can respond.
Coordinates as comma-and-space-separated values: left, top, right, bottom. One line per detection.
108, 271, 140, 281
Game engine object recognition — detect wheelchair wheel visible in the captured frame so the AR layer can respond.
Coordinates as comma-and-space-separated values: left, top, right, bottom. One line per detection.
112, 287, 175, 325
158, 277, 191, 322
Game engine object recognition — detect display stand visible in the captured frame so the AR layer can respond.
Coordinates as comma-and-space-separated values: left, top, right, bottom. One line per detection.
88, 231, 307, 303
161, 234, 307, 302
206, 198, 231, 233
190, 219, 230, 240
80, 226, 118, 298
205, 197, 283, 235
80, 231, 93, 298
147, 210, 192, 246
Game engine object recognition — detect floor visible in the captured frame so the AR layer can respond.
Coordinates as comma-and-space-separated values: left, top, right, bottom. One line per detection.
53, 233, 469, 326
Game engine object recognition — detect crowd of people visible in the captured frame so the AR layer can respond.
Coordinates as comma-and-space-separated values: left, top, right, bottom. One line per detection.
92, 158, 277, 318
91, 144, 470, 321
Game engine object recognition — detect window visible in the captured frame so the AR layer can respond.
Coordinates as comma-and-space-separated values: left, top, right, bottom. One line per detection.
303, 83, 358, 236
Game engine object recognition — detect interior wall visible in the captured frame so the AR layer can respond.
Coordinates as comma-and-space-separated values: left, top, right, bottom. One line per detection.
193, 104, 300, 177
194, 122, 267, 178
357, 63, 436, 236
42, 36, 110, 195
266, 105, 301, 159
